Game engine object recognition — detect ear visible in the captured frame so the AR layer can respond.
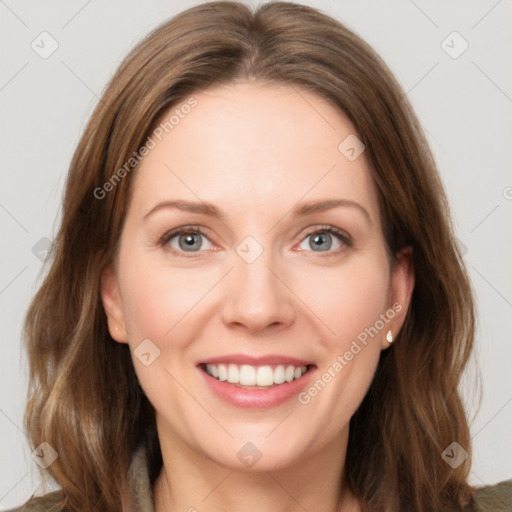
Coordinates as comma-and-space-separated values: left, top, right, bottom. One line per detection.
100, 265, 129, 344
381, 246, 415, 350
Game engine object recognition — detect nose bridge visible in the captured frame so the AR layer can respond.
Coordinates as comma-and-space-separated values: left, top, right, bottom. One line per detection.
222, 234, 294, 331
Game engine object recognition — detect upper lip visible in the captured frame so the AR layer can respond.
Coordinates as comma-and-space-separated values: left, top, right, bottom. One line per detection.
197, 354, 315, 367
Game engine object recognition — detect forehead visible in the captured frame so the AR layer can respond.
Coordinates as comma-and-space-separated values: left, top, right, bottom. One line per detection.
128, 81, 380, 226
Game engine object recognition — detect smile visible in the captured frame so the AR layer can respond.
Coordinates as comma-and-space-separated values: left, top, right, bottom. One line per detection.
197, 361, 317, 408
201, 363, 309, 388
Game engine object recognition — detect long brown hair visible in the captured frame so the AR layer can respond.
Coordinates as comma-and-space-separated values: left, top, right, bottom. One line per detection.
22, 2, 476, 510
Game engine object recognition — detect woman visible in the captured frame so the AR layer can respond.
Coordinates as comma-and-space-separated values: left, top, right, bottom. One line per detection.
6, 1, 511, 511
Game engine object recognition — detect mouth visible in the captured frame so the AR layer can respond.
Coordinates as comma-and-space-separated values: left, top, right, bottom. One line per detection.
198, 362, 316, 389
196, 354, 318, 408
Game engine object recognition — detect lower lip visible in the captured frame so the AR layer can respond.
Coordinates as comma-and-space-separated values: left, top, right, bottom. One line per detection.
197, 366, 316, 409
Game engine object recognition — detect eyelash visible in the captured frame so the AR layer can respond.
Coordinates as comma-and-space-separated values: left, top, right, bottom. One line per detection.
158, 224, 352, 259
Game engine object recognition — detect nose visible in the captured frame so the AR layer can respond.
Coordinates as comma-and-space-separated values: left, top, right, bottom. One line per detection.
221, 246, 295, 334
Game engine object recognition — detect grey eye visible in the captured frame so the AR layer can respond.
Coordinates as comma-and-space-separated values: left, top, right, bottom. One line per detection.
169, 231, 213, 252
308, 232, 333, 251
299, 230, 344, 252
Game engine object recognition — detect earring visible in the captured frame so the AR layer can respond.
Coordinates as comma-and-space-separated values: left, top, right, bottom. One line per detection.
386, 330, 393, 343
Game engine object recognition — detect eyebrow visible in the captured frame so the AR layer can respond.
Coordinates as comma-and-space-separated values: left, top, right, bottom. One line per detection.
144, 198, 372, 226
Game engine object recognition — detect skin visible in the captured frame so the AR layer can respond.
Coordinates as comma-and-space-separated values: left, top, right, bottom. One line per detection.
101, 80, 414, 512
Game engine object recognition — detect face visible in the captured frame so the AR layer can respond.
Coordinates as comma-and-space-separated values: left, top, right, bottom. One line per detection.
101, 81, 414, 471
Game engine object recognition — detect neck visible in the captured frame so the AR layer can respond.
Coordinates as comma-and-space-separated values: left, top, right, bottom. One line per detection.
153, 419, 361, 512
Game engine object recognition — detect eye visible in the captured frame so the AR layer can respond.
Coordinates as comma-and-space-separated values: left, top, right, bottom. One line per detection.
297, 226, 352, 255
160, 226, 214, 256
159, 224, 352, 258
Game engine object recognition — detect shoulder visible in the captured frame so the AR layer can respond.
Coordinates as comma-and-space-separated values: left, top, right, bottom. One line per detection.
2, 491, 69, 512
3, 442, 152, 512
9, 479, 511, 512
473, 479, 512, 511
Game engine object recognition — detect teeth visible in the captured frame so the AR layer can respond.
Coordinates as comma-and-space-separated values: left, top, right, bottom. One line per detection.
204, 363, 308, 386
227, 364, 239, 383
217, 364, 227, 381
257, 365, 274, 386
240, 365, 256, 385
274, 365, 286, 384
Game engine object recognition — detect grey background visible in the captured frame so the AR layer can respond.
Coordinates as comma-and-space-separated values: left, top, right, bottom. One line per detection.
1, 0, 511, 508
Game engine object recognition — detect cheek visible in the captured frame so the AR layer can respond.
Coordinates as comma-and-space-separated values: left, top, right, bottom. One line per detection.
338, 265, 389, 338
118, 250, 202, 342
120, 242, 391, 347
295, 252, 391, 344
117, 251, 200, 401
295, 258, 390, 431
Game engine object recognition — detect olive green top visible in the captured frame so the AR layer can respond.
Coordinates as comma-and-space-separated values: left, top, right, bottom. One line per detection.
4, 444, 512, 511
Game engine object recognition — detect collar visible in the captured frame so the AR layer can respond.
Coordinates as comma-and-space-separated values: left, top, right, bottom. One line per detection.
127, 443, 155, 512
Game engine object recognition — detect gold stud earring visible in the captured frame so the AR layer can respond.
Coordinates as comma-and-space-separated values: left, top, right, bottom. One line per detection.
386, 330, 393, 343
